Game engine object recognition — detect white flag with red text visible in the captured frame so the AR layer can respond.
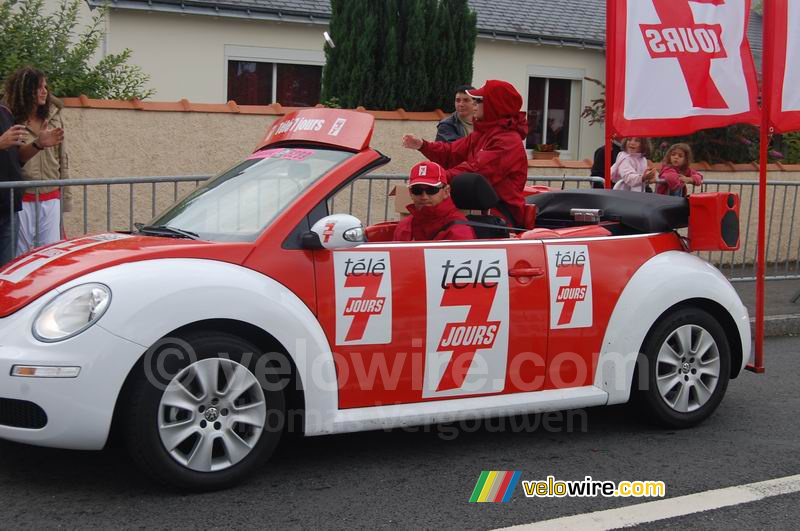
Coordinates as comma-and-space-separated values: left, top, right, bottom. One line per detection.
766, 0, 800, 133
609, 0, 759, 137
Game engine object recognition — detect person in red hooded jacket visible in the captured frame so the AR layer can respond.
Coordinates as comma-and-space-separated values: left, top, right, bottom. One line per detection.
402, 80, 528, 226
393, 161, 476, 242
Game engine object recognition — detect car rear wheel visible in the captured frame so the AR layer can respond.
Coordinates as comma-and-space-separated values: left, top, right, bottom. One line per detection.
124, 331, 285, 491
635, 307, 730, 428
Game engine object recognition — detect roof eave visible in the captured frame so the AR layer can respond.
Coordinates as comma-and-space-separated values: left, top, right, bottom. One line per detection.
477, 30, 605, 51
87, 0, 331, 24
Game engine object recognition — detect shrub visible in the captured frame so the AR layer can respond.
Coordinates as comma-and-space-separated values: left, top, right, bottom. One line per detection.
0, 0, 154, 99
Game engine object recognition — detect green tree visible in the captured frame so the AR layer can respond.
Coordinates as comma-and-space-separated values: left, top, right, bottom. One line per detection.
448, 0, 477, 107
321, 0, 375, 108
321, 0, 345, 105
321, 0, 477, 111
397, 0, 428, 110
425, 0, 477, 112
780, 132, 800, 164
427, 0, 448, 111
0, 0, 154, 99
355, 1, 379, 108
375, 0, 399, 108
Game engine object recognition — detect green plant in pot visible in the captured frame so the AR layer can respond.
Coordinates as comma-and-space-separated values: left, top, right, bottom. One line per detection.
533, 143, 559, 159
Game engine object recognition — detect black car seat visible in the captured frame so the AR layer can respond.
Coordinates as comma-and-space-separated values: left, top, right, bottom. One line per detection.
449, 173, 511, 239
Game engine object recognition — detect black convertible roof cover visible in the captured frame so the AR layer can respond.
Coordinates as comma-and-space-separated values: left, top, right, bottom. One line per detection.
526, 189, 689, 233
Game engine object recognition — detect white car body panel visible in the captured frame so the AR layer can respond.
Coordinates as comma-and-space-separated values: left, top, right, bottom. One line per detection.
0, 295, 145, 450
0, 251, 751, 450
0, 259, 342, 446
321, 385, 608, 435
595, 251, 751, 405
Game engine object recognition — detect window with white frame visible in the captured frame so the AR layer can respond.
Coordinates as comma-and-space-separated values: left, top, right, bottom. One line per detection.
225, 46, 324, 107
525, 67, 584, 156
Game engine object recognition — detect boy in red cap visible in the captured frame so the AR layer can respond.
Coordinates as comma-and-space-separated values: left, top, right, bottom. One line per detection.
402, 79, 528, 227
393, 161, 476, 241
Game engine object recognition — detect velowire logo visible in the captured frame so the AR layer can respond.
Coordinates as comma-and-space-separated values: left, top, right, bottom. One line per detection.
469, 471, 521, 503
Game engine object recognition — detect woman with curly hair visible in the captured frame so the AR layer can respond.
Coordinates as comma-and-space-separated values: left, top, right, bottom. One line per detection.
2, 66, 70, 257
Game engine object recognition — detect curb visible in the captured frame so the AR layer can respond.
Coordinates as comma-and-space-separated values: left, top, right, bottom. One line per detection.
751, 314, 800, 337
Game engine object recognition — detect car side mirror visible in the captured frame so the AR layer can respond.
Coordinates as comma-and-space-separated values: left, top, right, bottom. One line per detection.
301, 231, 324, 250
305, 214, 366, 250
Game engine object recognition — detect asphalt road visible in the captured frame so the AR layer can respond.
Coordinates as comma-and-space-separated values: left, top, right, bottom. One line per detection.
1, 336, 798, 530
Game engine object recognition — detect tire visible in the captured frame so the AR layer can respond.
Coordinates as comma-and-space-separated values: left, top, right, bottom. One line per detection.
124, 331, 286, 491
634, 307, 731, 428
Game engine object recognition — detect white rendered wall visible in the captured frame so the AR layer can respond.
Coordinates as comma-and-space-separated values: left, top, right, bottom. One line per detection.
473, 38, 606, 160
106, 10, 328, 103
104, 10, 604, 159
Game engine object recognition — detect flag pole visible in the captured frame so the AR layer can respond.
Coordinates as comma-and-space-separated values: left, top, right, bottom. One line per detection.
752, 126, 768, 373
750, 0, 770, 374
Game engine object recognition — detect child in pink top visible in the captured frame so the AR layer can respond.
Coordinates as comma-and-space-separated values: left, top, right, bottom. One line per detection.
610, 137, 657, 192
657, 143, 703, 197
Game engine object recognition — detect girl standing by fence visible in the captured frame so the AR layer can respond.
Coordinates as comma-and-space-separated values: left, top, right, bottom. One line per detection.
610, 137, 657, 192
657, 143, 703, 197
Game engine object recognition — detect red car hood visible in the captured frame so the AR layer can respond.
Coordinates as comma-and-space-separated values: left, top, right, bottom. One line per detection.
0, 233, 254, 317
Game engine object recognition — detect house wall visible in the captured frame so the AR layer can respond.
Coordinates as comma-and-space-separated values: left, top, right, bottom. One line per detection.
473, 39, 606, 160
106, 10, 327, 103
103, 10, 605, 160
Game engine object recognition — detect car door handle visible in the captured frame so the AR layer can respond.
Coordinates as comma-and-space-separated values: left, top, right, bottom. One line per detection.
508, 267, 544, 278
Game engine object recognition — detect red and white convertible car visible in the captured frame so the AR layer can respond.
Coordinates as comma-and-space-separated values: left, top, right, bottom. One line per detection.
0, 109, 749, 490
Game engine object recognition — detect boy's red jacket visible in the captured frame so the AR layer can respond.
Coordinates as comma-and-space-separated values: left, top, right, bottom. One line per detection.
393, 197, 475, 241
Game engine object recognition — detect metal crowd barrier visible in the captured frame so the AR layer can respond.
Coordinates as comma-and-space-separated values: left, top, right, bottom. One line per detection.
0, 176, 208, 255
1, 174, 797, 283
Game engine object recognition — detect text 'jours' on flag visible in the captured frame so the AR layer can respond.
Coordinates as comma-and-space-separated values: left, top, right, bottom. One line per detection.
608, 0, 760, 137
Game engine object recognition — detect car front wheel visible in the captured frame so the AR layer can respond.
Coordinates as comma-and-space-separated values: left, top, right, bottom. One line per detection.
124, 331, 286, 491
635, 307, 731, 428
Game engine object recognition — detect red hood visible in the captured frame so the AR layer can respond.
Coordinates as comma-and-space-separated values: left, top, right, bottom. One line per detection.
0, 233, 254, 317
475, 111, 528, 140
472, 80, 527, 139
479, 80, 523, 122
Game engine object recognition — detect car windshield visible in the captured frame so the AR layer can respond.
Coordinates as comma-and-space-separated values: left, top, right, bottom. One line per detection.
149, 147, 353, 242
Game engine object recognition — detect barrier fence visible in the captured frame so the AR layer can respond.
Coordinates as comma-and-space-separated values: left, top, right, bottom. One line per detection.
0, 174, 797, 283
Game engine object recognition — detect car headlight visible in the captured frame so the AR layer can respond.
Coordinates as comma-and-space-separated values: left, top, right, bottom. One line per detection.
33, 283, 112, 342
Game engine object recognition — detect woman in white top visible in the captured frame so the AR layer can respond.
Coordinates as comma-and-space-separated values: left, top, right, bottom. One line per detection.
2, 66, 70, 255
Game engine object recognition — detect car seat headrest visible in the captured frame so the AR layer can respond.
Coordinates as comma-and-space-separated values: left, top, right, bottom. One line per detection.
450, 173, 499, 210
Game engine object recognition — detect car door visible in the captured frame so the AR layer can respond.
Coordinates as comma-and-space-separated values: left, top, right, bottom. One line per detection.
313, 239, 549, 409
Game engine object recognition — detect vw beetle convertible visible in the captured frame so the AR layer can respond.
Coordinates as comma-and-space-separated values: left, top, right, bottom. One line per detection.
0, 109, 750, 490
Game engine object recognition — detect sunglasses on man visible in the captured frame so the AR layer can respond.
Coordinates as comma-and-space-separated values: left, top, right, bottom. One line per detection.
409, 184, 444, 196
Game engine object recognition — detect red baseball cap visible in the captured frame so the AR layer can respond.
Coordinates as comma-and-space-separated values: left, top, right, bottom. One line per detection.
465, 85, 486, 99
408, 161, 446, 187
